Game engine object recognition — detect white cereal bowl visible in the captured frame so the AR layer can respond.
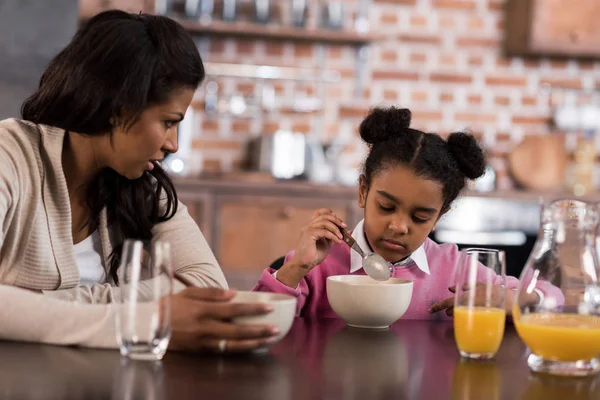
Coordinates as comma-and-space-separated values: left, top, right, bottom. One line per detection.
230, 291, 297, 350
326, 275, 413, 329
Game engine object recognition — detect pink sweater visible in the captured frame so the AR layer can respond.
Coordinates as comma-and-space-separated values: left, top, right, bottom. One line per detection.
253, 238, 521, 321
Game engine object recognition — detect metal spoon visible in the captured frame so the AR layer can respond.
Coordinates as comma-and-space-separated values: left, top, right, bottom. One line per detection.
339, 228, 391, 281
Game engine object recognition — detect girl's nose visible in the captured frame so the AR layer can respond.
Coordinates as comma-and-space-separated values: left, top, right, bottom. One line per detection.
389, 216, 409, 235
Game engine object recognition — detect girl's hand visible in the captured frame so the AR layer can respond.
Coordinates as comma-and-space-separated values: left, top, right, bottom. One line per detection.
166, 287, 280, 353
428, 285, 520, 316
275, 209, 347, 289
291, 208, 347, 269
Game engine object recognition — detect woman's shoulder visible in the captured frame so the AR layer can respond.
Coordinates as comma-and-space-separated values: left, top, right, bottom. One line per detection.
0, 118, 41, 135
0, 118, 43, 155
0, 119, 60, 194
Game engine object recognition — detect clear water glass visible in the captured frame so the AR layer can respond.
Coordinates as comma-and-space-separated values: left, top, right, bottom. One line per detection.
115, 240, 173, 360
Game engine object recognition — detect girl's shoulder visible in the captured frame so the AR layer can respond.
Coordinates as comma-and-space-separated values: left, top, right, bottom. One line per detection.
423, 237, 462, 272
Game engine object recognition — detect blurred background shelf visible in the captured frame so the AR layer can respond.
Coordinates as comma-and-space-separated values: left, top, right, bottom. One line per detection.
176, 19, 383, 45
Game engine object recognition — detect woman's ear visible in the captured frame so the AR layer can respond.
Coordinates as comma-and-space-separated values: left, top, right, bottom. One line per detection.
358, 174, 368, 209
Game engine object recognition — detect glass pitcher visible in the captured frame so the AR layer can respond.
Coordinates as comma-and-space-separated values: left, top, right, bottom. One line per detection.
513, 199, 600, 376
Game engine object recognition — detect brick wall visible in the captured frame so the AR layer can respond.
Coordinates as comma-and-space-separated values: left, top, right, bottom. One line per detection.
96, 1, 600, 188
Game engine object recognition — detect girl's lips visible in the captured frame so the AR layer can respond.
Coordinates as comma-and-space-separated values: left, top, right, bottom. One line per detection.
381, 239, 407, 252
146, 161, 155, 171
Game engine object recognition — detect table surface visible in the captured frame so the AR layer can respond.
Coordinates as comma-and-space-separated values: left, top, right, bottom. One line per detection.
1, 319, 599, 400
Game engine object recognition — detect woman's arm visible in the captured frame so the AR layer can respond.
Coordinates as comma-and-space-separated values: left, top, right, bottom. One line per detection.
0, 284, 120, 348
43, 200, 228, 303
0, 284, 280, 351
151, 200, 227, 289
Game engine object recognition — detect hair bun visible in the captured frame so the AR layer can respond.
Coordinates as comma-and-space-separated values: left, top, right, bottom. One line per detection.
446, 132, 487, 180
359, 106, 412, 145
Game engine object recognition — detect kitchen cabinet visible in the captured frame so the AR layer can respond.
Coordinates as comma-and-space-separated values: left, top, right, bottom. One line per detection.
174, 178, 361, 273
215, 196, 349, 272
505, 0, 600, 57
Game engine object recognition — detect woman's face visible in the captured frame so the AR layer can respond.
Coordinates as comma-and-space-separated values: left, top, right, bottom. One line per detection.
106, 87, 195, 179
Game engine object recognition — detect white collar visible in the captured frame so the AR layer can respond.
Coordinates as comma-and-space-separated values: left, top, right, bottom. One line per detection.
349, 219, 430, 275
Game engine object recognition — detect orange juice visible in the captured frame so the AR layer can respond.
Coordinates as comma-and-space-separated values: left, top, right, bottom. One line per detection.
514, 313, 600, 362
454, 307, 506, 355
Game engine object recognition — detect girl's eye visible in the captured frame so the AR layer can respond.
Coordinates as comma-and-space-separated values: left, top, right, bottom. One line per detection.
413, 216, 429, 224
164, 120, 176, 129
378, 203, 395, 213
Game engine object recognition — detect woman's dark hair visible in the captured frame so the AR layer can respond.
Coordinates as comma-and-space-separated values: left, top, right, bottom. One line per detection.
21, 10, 205, 283
359, 107, 486, 210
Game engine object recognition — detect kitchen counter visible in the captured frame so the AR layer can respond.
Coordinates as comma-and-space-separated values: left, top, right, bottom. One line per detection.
173, 174, 600, 204
4, 320, 595, 400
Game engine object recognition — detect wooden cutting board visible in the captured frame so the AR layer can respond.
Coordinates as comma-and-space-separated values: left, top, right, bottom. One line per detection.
508, 135, 568, 190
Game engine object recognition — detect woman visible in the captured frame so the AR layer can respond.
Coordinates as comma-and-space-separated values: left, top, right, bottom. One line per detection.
0, 10, 278, 353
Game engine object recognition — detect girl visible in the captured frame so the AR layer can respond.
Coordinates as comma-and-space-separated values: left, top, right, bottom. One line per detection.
254, 107, 543, 319
0, 10, 278, 352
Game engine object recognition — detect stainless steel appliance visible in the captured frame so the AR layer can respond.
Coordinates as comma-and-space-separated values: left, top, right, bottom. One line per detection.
431, 196, 541, 277
247, 131, 307, 180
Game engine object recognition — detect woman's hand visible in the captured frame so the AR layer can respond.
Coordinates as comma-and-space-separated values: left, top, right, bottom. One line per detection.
165, 287, 281, 353
275, 209, 346, 289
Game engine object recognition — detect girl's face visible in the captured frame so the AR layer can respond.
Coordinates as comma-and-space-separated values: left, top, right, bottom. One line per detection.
358, 164, 446, 263
104, 87, 195, 179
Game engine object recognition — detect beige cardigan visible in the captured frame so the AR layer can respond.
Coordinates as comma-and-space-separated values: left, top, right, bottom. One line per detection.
0, 118, 227, 347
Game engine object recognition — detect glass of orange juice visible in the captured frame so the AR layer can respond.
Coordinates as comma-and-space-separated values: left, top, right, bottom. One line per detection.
453, 248, 506, 360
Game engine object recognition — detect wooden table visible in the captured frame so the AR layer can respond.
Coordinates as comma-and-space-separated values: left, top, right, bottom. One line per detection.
1, 319, 599, 399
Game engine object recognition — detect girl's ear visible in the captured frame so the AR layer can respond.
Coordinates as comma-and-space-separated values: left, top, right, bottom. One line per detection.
358, 174, 368, 209
432, 206, 450, 230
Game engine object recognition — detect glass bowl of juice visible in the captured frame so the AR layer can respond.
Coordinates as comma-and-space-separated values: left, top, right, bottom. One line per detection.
513, 199, 600, 377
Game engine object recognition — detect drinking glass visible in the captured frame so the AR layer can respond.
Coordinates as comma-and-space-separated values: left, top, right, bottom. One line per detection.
115, 240, 173, 360
453, 248, 506, 360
